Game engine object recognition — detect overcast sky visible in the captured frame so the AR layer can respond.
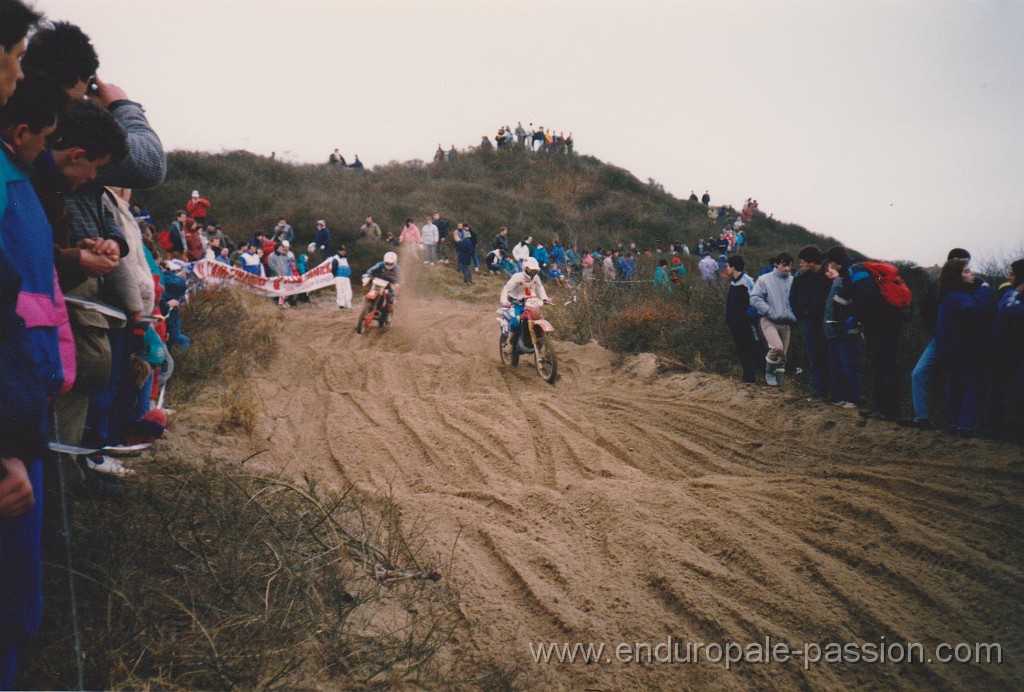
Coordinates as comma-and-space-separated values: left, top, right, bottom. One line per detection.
38, 0, 1024, 267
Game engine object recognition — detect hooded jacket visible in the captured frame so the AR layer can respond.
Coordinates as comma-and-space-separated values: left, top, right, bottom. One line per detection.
750, 268, 796, 323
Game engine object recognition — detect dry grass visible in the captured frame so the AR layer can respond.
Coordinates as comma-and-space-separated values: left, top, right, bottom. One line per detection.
26, 460, 477, 690
170, 286, 279, 400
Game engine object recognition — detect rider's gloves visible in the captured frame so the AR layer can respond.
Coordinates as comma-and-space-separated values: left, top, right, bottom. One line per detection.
362, 276, 369, 286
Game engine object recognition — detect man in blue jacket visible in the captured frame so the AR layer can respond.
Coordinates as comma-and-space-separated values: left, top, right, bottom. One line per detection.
314, 219, 331, 261
723, 255, 764, 383
0, 3, 52, 684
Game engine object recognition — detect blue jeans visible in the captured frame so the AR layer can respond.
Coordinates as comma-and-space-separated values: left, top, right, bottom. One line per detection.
828, 338, 861, 405
911, 339, 938, 421
801, 320, 830, 397
166, 309, 190, 349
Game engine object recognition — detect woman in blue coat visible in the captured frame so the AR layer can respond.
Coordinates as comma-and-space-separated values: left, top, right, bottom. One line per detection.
934, 258, 993, 437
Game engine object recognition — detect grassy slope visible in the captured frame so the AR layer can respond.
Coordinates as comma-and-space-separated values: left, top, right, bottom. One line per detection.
137, 147, 846, 274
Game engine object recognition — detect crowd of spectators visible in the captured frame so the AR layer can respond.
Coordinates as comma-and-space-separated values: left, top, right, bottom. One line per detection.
0, 4, 190, 684
434, 121, 575, 162
721, 244, 1023, 442
327, 148, 363, 170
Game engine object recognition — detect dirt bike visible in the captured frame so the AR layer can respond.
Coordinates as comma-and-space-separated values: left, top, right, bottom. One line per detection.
356, 277, 393, 333
497, 297, 558, 384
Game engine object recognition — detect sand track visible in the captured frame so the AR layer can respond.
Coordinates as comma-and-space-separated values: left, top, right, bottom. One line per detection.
248, 292, 1024, 689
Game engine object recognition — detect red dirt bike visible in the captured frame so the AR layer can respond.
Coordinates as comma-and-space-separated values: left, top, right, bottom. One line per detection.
497, 297, 558, 384
356, 277, 393, 333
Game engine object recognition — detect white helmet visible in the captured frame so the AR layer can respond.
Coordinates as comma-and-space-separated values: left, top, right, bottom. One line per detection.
384, 251, 398, 266
522, 257, 540, 275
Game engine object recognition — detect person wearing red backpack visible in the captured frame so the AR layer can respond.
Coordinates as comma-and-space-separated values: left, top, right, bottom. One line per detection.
825, 246, 910, 421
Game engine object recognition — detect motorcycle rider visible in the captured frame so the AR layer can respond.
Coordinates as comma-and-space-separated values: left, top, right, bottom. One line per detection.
361, 251, 402, 318
500, 257, 550, 347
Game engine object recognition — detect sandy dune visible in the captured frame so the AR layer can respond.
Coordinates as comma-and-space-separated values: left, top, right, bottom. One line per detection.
184, 289, 1023, 690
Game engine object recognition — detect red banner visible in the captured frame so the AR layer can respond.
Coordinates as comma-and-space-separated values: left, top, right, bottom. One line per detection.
191, 259, 339, 297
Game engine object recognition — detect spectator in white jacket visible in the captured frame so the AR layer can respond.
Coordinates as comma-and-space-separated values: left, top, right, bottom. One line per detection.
421, 217, 439, 265
511, 235, 533, 271
749, 252, 796, 386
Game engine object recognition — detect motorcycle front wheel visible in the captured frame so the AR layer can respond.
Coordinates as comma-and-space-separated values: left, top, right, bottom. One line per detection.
534, 333, 557, 384
356, 302, 371, 333
499, 332, 519, 367
379, 297, 392, 329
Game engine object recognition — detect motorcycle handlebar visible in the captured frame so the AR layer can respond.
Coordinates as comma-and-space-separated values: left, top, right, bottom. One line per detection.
503, 298, 552, 306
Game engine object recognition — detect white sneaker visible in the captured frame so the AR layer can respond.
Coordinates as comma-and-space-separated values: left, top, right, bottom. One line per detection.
475, 267, 479, 272
841, 402, 858, 409
83, 455, 135, 477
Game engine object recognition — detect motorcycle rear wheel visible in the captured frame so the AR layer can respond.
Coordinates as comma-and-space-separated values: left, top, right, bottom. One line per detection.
534, 334, 557, 384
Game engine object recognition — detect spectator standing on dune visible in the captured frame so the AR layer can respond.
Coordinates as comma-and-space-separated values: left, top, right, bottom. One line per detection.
456, 233, 475, 284
186, 189, 210, 226
273, 216, 294, 244
823, 264, 862, 408
724, 255, 764, 383
698, 252, 718, 282
750, 252, 796, 386
399, 218, 420, 261
314, 219, 331, 261
934, 258, 993, 437
433, 211, 450, 264
790, 245, 832, 400
360, 215, 381, 242
421, 215, 438, 265
825, 245, 909, 422
331, 246, 353, 309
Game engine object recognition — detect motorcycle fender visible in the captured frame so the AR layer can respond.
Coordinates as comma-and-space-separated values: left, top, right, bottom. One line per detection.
533, 319, 555, 333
